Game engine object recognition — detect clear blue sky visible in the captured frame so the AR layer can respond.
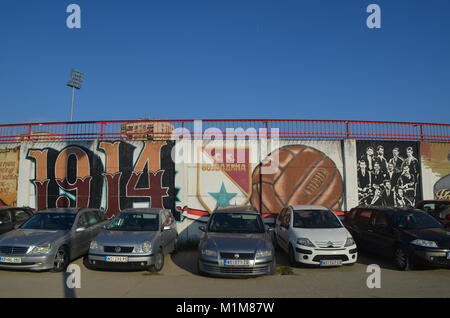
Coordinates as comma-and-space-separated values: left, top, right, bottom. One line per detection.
0, 0, 449, 125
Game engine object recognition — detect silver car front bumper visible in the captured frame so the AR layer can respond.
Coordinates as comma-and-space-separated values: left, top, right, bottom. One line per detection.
0, 254, 55, 271
88, 253, 155, 269
198, 255, 274, 277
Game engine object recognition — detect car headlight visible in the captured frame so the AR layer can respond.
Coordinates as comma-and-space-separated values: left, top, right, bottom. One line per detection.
297, 238, 315, 247
134, 241, 152, 254
29, 243, 52, 254
410, 239, 438, 248
255, 249, 272, 258
90, 240, 102, 251
345, 237, 355, 247
201, 249, 218, 257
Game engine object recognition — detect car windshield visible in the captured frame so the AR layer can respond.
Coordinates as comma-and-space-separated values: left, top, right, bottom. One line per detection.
394, 211, 443, 229
106, 213, 159, 231
293, 210, 343, 229
20, 213, 76, 231
208, 213, 265, 233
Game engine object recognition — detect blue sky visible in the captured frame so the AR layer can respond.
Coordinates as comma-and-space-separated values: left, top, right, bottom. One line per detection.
0, 0, 449, 125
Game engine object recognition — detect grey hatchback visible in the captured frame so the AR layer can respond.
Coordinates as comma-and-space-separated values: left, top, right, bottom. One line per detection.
87, 208, 178, 272
197, 206, 276, 277
0, 208, 108, 272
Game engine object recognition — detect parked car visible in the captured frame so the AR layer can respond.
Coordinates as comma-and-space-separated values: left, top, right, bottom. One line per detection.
415, 200, 450, 228
87, 208, 177, 272
197, 206, 275, 277
275, 205, 357, 267
0, 207, 34, 235
344, 206, 450, 270
0, 208, 108, 272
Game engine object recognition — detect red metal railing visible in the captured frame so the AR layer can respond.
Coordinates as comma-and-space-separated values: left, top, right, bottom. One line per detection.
0, 119, 449, 142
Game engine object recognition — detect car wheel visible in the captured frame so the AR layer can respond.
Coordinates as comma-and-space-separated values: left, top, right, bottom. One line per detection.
171, 236, 178, 255
394, 246, 412, 271
51, 246, 69, 272
288, 244, 297, 267
149, 248, 164, 272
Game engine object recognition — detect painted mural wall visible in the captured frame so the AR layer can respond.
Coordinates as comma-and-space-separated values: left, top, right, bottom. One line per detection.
421, 142, 450, 200
17, 140, 175, 217
0, 146, 20, 206
356, 141, 422, 207
1, 138, 448, 240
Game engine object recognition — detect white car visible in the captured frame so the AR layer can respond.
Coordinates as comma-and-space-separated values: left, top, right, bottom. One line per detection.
275, 205, 357, 267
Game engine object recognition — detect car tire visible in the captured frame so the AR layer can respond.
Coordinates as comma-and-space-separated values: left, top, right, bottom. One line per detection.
51, 246, 69, 273
149, 248, 164, 272
171, 236, 178, 255
288, 244, 297, 267
394, 246, 413, 271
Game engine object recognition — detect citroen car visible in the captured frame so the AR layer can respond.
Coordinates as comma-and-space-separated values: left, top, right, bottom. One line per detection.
197, 206, 275, 277
87, 208, 177, 272
344, 206, 450, 270
0, 208, 107, 272
275, 205, 358, 267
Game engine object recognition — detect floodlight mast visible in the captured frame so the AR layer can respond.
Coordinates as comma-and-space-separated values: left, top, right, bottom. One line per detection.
66, 69, 84, 122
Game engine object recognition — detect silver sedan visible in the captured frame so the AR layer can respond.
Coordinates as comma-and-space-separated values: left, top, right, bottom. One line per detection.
0, 208, 108, 272
197, 206, 276, 277
87, 208, 177, 272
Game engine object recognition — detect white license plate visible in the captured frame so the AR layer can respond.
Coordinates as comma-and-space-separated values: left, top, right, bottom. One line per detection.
222, 259, 251, 266
0, 257, 22, 264
105, 256, 128, 262
319, 259, 342, 266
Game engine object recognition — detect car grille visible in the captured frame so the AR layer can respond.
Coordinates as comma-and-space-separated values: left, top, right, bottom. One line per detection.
202, 263, 270, 275
0, 246, 29, 255
103, 246, 134, 253
314, 241, 344, 248
220, 252, 255, 259
312, 255, 349, 262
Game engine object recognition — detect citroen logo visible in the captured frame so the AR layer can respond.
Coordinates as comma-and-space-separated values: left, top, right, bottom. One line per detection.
115, 246, 121, 253
327, 241, 334, 247
234, 254, 240, 259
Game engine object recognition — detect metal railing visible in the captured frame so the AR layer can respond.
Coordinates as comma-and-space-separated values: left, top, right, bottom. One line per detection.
0, 119, 449, 142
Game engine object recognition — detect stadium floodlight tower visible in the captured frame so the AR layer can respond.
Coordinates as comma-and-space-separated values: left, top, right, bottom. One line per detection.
66, 69, 84, 122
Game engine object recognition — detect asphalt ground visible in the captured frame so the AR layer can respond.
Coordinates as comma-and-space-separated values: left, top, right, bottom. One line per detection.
0, 249, 449, 298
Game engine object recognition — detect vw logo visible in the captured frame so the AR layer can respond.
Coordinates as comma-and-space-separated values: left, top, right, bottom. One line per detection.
234, 254, 240, 259
115, 246, 121, 253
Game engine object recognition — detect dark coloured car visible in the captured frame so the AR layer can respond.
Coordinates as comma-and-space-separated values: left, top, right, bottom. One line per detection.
0, 208, 108, 272
197, 206, 275, 277
0, 207, 34, 235
415, 200, 450, 228
344, 206, 450, 270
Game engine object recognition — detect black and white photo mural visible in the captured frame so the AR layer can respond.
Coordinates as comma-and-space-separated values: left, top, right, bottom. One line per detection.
356, 141, 422, 207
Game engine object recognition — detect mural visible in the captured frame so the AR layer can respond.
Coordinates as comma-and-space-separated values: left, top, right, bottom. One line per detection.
421, 142, 450, 200
176, 141, 344, 223
0, 147, 20, 206
25, 140, 175, 217
356, 141, 422, 207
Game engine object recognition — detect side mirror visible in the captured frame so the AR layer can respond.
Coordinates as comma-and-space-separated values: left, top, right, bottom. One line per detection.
199, 226, 206, 232
75, 227, 86, 233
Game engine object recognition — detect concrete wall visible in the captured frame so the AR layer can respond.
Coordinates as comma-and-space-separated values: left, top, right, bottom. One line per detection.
1, 139, 448, 240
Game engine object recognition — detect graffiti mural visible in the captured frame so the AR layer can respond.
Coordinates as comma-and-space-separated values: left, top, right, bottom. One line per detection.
25, 140, 175, 217
356, 141, 422, 207
0, 147, 20, 206
421, 142, 450, 200
176, 141, 344, 223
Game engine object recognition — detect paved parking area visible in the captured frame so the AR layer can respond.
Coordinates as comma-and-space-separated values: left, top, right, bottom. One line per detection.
0, 250, 449, 298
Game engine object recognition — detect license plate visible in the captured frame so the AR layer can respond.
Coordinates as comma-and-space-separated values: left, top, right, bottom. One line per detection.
319, 259, 342, 266
222, 259, 251, 266
0, 257, 22, 264
105, 256, 128, 262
